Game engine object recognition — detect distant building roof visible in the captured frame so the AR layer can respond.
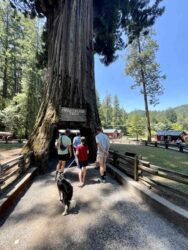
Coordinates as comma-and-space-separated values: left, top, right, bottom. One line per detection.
103, 129, 118, 134
156, 130, 187, 136
0, 132, 13, 136
59, 129, 80, 134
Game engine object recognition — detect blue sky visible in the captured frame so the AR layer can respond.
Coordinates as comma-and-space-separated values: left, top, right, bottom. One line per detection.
95, 0, 188, 113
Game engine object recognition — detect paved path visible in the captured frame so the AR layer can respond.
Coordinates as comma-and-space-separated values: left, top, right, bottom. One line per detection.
0, 163, 188, 250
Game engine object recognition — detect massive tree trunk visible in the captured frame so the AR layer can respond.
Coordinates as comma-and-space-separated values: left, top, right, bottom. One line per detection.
24, 0, 100, 167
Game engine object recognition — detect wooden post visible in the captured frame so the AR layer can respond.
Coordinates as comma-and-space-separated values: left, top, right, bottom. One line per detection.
0, 164, 2, 175
145, 141, 147, 146
154, 141, 157, 147
18, 157, 25, 174
113, 151, 118, 166
179, 145, 183, 152
0, 164, 3, 190
165, 141, 168, 149
134, 155, 138, 181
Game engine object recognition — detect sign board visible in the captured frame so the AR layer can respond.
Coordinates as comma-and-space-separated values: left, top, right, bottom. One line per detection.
60, 107, 87, 122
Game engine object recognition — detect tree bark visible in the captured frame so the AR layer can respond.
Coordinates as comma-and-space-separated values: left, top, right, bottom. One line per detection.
23, 0, 100, 166
2, 11, 9, 98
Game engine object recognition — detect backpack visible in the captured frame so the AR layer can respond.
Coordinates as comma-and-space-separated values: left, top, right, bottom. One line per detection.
60, 136, 67, 150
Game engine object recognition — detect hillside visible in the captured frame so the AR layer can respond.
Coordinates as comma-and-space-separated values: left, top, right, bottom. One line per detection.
128, 104, 188, 132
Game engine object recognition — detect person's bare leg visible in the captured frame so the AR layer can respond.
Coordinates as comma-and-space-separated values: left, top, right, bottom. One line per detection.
99, 162, 105, 176
55, 160, 61, 180
59, 160, 66, 172
103, 162, 107, 177
82, 167, 87, 184
56, 160, 61, 171
78, 168, 83, 186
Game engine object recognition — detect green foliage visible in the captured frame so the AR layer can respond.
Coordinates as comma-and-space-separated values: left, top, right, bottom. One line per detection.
93, 0, 164, 65
131, 105, 188, 133
0, 0, 44, 138
173, 105, 188, 131
165, 108, 177, 123
97, 93, 127, 131
112, 95, 121, 127
0, 143, 23, 151
9, 0, 165, 65
97, 92, 188, 136
125, 32, 166, 141
0, 1, 24, 98
125, 33, 166, 106
101, 95, 113, 127
126, 112, 145, 140
0, 93, 27, 138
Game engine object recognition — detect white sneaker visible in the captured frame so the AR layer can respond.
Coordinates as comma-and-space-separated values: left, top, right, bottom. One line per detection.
97, 178, 106, 183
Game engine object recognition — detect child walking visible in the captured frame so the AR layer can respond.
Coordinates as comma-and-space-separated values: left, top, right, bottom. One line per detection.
76, 137, 89, 187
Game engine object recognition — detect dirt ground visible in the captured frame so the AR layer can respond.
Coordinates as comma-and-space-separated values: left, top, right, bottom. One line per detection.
1, 165, 188, 250
1, 146, 187, 211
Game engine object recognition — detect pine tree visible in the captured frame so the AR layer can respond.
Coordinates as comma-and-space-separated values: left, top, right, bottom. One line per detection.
125, 32, 165, 141
112, 95, 121, 128
120, 108, 127, 133
0, 2, 43, 138
102, 95, 113, 128
127, 112, 145, 140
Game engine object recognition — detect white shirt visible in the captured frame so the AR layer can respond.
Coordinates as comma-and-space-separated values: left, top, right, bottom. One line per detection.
96, 132, 110, 154
56, 135, 71, 155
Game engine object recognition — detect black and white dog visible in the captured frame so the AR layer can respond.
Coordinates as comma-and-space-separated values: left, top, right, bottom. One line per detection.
56, 172, 73, 216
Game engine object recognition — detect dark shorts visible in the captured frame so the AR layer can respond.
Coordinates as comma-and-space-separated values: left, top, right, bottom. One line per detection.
58, 154, 69, 161
78, 160, 88, 169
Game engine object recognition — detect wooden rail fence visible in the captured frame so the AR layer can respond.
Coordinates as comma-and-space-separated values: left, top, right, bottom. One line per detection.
108, 150, 188, 199
0, 151, 33, 192
144, 141, 188, 153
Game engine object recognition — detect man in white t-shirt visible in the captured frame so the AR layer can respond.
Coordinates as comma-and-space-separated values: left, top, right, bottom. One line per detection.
95, 127, 110, 183
55, 128, 72, 179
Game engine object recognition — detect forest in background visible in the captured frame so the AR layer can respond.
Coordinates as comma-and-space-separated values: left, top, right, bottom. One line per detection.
0, 0, 187, 140
0, 0, 44, 138
97, 93, 188, 137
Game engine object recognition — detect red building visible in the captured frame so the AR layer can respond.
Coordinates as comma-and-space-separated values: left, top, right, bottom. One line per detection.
156, 130, 187, 142
103, 129, 118, 139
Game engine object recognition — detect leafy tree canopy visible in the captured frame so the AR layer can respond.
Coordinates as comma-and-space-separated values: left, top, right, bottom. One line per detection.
8, 0, 165, 65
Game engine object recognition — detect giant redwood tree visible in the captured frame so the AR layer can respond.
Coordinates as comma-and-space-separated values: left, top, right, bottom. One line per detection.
9, 0, 164, 166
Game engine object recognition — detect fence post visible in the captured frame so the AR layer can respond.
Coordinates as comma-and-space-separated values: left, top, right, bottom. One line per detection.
179, 145, 183, 152
134, 155, 138, 181
113, 151, 118, 166
0, 164, 2, 175
0, 164, 4, 190
165, 141, 168, 149
154, 141, 158, 147
145, 141, 148, 146
18, 156, 25, 174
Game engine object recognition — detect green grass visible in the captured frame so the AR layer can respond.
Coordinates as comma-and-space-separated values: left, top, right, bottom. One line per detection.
110, 143, 188, 175
0, 143, 23, 152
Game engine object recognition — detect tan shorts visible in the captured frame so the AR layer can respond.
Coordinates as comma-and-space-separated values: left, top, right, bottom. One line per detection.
96, 152, 107, 164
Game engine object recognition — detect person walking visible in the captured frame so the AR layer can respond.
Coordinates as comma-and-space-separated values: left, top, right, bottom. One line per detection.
95, 127, 110, 183
73, 132, 81, 150
76, 136, 89, 187
55, 128, 72, 179
73, 132, 81, 165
